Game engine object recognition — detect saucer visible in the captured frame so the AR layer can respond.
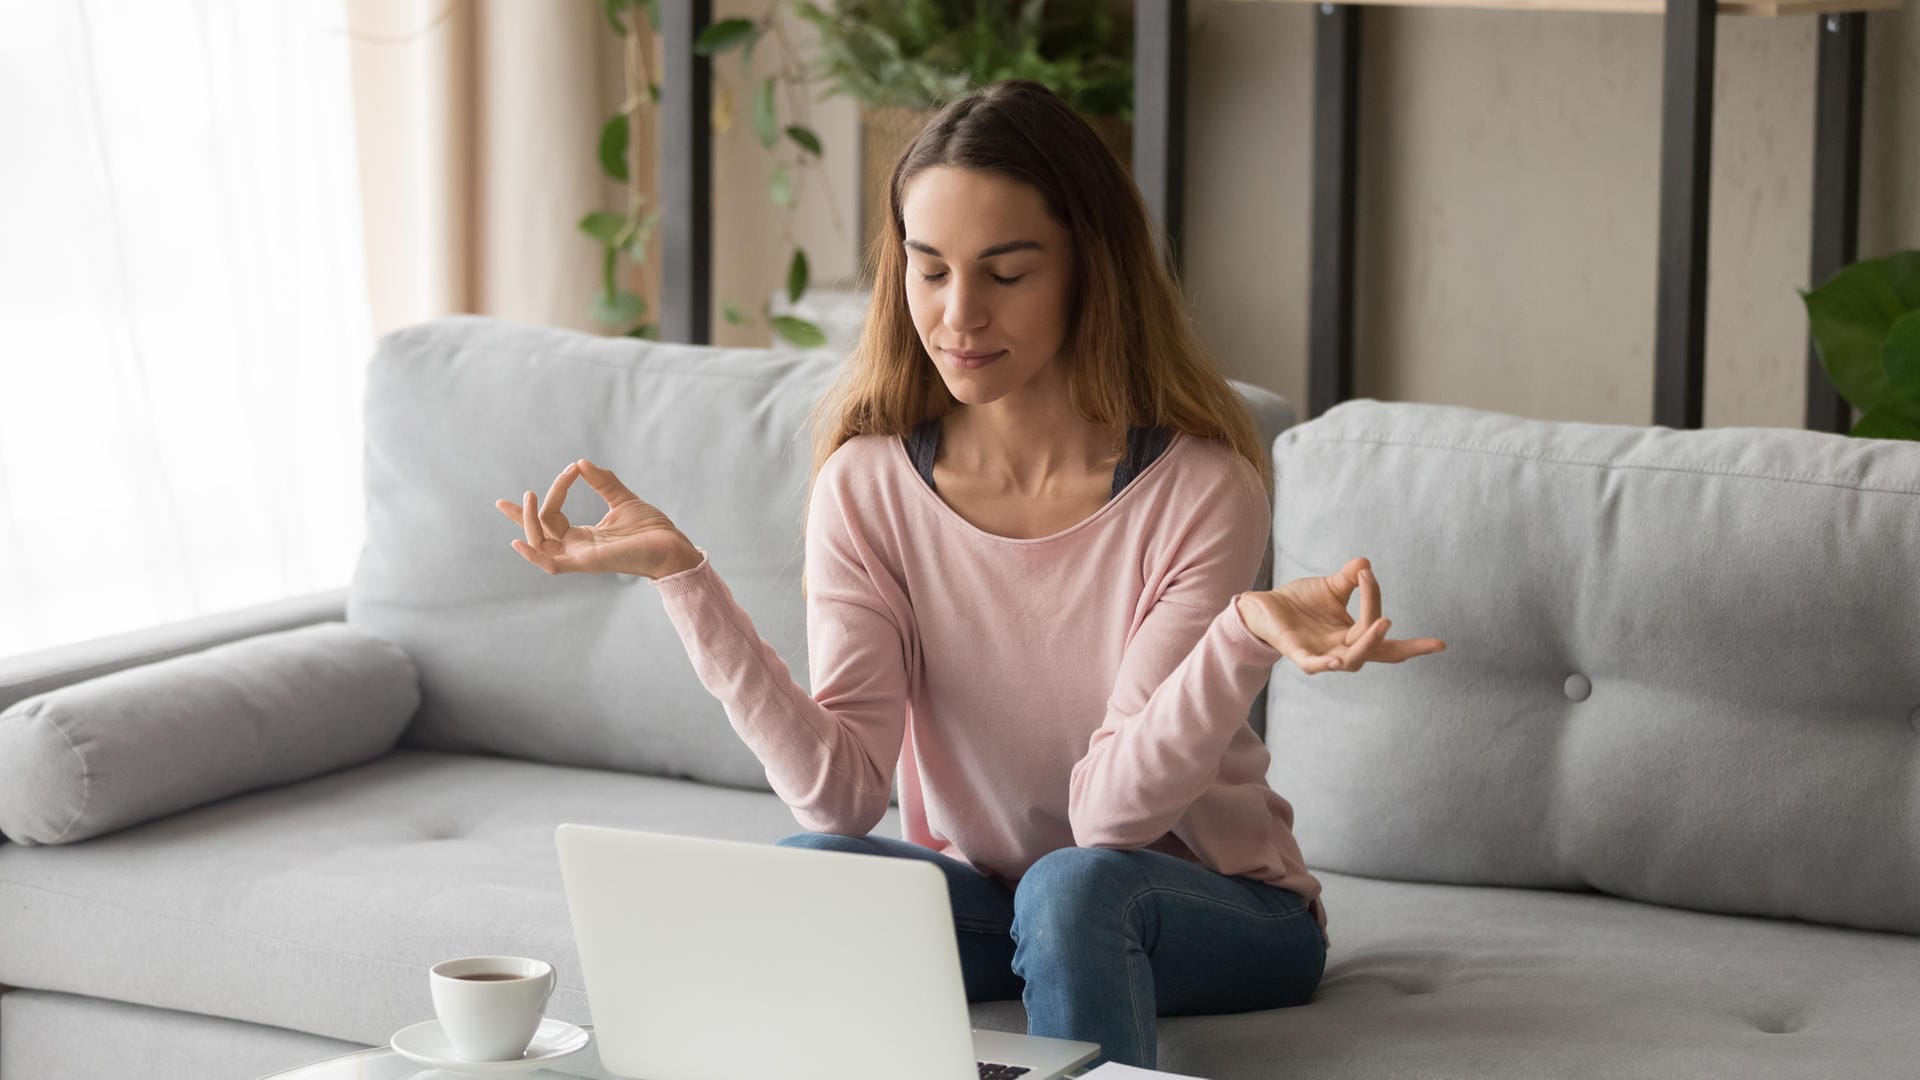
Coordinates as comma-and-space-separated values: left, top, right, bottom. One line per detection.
390, 1017, 591, 1074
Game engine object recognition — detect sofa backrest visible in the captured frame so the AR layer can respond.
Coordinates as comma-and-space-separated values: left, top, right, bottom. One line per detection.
350, 315, 1297, 798
1263, 398, 1920, 935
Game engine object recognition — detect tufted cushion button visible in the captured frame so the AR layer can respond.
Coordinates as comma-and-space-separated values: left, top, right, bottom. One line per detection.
1563, 673, 1592, 703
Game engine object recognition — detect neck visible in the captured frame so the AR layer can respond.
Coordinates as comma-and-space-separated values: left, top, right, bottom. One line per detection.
941, 386, 1125, 495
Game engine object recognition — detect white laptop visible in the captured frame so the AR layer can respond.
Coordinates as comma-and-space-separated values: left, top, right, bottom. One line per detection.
554, 822, 1103, 1080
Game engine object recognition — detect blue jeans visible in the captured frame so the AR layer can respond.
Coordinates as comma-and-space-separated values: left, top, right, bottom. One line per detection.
773, 831, 1326, 1071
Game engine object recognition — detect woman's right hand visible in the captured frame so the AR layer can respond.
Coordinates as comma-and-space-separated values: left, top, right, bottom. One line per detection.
494, 458, 698, 579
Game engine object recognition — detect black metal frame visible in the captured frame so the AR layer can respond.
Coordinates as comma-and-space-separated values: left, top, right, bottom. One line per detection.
1807, 12, 1866, 434
661, 0, 712, 345
1652, 0, 1718, 431
1308, 3, 1362, 423
1134, 0, 1189, 278
1285, 2, 1868, 429
654, 0, 1868, 432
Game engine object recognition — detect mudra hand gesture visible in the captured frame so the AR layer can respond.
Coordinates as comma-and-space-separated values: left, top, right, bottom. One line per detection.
1237, 556, 1447, 675
493, 459, 698, 579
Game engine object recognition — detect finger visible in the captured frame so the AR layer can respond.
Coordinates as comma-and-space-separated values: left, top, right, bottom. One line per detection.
510, 538, 548, 573
494, 499, 524, 524
1333, 557, 1366, 603
523, 491, 547, 549
1285, 646, 1344, 675
1360, 565, 1380, 632
511, 538, 577, 575
1364, 635, 1449, 663
1340, 617, 1391, 670
540, 463, 579, 534
575, 458, 639, 508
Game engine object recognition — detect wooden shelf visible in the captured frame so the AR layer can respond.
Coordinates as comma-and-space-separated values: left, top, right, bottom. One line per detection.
1248, 0, 1899, 18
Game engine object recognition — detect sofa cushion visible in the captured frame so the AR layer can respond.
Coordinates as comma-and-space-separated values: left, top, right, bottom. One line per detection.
1263, 399, 1920, 935
1, 750, 1916, 1079
0, 622, 416, 846
348, 315, 1299, 791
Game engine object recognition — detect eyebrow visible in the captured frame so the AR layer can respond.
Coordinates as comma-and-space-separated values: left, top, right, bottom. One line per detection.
903, 239, 1043, 260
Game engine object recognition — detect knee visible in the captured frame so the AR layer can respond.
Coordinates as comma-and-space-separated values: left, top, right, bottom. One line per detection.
1013, 846, 1143, 928
773, 830, 870, 853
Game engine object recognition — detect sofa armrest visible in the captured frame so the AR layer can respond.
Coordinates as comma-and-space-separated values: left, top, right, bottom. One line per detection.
0, 587, 347, 716
0, 615, 415, 847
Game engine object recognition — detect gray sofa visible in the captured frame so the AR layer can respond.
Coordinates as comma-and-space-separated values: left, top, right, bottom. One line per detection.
2, 313, 1917, 1079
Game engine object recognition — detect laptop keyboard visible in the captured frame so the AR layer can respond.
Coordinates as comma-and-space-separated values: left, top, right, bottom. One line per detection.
977, 1062, 1032, 1079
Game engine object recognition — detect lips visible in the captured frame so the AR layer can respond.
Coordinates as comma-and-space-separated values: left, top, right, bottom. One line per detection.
944, 348, 1004, 370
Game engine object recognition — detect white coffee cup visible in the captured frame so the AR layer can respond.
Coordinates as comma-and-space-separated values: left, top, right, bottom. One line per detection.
429, 955, 557, 1061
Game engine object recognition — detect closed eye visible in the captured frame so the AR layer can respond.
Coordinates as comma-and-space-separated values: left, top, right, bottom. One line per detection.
918, 271, 1024, 286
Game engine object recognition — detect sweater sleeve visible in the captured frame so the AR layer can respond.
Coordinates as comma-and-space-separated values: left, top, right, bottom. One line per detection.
1067, 458, 1284, 849
648, 464, 910, 837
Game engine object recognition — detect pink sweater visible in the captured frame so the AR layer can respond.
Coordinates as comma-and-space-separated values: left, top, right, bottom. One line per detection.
649, 429, 1329, 945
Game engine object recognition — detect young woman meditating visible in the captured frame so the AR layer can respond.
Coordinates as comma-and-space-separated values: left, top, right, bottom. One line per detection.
498, 79, 1446, 1072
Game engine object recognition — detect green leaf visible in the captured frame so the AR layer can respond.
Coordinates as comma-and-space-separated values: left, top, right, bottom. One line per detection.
695, 18, 757, 56
723, 301, 748, 326
785, 124, 823, 156
625, 322, 658, 339
642, 0, 659, 31
770, 315, 827, 349
578, 211, 626, 246
1883, 309, 1920, 403
648, 81, 660, 105
754, 77, 778, 149
769, 163, 792, 207
1850, 395, 1920, 440
599, 0, 628, 36
1803, 251, 1920, 413
786, 247, 809, 304
591, 289, 649, 326
597, 116, 629, 182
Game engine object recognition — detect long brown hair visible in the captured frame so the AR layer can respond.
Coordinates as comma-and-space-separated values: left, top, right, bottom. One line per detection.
799, 79, 1272, 597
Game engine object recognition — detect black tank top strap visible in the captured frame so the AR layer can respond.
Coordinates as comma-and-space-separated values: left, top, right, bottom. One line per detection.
1110, 425, 1174, 500
904, 418, 941, 491
901, 420, 1173, 501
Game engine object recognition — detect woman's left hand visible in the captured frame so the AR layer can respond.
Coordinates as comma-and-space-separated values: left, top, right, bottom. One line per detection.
1236, 556, 1447, 675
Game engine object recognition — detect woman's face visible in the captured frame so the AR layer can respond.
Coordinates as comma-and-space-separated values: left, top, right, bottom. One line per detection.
899, 166, 1073, 406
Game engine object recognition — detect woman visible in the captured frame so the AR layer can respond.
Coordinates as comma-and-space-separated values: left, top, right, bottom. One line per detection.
498, 79, 1446, 1072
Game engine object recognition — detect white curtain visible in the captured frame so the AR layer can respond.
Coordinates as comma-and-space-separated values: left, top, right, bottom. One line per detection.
0, 0, 374, 658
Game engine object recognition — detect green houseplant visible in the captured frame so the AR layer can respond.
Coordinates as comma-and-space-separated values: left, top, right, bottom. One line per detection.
583, 0, 832, 348
1802, 250, 1920, 441
579, 0, 1133, 345
795, 0, 1134, 274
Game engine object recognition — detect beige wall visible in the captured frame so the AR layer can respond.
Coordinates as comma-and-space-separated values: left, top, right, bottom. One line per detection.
714, 1, 1917, 428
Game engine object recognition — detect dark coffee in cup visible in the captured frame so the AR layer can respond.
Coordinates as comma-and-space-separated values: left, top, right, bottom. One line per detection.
430, 955, 557, 1060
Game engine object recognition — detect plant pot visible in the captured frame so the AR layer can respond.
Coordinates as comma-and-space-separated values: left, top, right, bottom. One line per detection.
854, 104, 1132, 283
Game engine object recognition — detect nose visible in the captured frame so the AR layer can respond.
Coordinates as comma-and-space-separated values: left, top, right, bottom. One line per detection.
942, 275, 990, 336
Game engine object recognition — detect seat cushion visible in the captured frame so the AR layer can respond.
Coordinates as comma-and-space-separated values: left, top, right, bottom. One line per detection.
1155, 874, 1920, 1079
4, 749, 1915, 1079
0, 749, 869, 1050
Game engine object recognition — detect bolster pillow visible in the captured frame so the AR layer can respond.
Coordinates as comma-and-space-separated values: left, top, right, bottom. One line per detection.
0, 622, 418, 846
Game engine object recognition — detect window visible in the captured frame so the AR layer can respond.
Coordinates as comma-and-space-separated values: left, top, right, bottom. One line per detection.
0, 1, 374, 657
